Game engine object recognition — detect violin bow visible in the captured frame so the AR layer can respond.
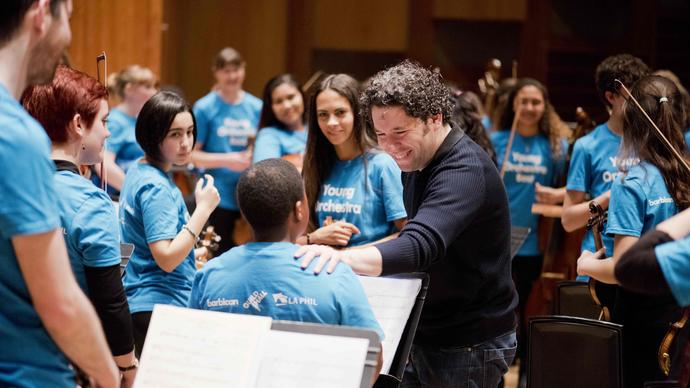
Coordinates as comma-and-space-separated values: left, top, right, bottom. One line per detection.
499, 107, 521, 178
614, 79, 690, 174
96, 52, 108, 190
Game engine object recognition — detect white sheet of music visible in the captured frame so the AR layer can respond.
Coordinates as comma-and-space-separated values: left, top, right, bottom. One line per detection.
358, 276, 422, 374
134, 305, 272, 388
255, 330, 369, 388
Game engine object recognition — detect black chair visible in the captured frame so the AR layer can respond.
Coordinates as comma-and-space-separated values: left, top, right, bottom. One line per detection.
528, 315, 624, 388
374, 273, 430, 388
555, 280, 601, 319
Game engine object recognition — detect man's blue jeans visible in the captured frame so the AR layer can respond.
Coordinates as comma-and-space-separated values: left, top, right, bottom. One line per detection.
400, 330, 517, 388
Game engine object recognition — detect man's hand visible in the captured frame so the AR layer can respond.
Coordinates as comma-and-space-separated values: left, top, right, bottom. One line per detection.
294, 244, 349, 275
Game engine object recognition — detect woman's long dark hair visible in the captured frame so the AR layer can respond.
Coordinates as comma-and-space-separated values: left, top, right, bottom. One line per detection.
621, 75, 690, 210
257, 73, 305, 130
452, 91, 496, 164
302, 73, 376, 231
497, 78, 564, 158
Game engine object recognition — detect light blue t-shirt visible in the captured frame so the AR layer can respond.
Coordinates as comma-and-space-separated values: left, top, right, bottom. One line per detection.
315, 151, 406, 246
566, 123, 639, 255
685, 130, 690, 151
606, 162, 678, 256
491, 131, 564, 256
194, 91, 262, 210
656, 236, 690, 307
108, 107, 143, 172
54, 168, 122, 292
188, 241, 384, 339
252, 126, 308, 163
120, 162, 196, 313
0, 85, 73, 386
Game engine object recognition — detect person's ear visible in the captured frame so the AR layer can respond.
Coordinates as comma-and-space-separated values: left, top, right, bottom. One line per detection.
604, 90, 618, 107
294, 200, 305, 222
28, 0, 51, 36
67, 113, 85, 140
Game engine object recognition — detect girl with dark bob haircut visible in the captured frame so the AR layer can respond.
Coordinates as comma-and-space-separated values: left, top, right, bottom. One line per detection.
252, 74, 308, 169
298, 73, 406, 247
120, 91, 220, 357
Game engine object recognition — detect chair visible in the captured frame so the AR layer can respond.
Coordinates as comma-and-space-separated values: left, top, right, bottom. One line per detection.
528, 315, 623, 388
643, 381, 680, 388
271, 320, 382, 388
555, 280, 601, 319
373, 273, 430, 388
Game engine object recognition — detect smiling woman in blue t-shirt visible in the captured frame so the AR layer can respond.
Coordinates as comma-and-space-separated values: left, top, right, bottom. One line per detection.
119, 92, 220, 356
298, 74, 406, 248
252, 74, 308, 170
578, 75, 690, 386
490, 77, 568, 378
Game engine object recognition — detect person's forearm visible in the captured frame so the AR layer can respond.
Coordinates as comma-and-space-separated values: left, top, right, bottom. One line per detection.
562, 191, 610, 232
14, 230, 118, 386
151, 205, 213, 272
615, 230, 673, 295
581, 257, 619, 284
191, 150, 247, 171
344, 246, 383, 276
656, 207, 690, 240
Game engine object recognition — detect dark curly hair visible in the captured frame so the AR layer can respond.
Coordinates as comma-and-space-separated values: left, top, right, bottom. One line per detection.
360, 60, 454, 127
595, 54, 650, 109
621, 75, 690, 210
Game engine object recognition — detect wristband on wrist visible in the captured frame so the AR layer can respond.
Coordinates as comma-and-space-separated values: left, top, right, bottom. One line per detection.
182, 224, 200, 243
306, 233, 311, 245
118, 358, 138, 372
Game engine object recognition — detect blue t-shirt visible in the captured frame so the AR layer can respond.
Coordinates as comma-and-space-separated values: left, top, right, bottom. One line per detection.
315, 151, 406, 246
54, 169, 122, 292
194, 91, 262, 210
120, 162, 196, 313
656, 236, 690, 307
685, 130, 690, 151
188, 241, 384, 339
491, 131, 564, 256
108, 107, 143, 172
252, 126, 308, 164
566, 124, 632, 255
0, 85, 73, 386
606, 163, 678, 256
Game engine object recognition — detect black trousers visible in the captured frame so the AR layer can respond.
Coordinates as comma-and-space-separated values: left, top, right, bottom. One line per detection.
131, 311, 152, 359
208, 207, 242, 255
512, 254, 544, 366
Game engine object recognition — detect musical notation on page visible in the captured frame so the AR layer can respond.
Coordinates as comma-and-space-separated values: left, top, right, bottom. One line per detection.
358, 276, 422, 374
134, 305, 271, 388
256, 330, 369, 388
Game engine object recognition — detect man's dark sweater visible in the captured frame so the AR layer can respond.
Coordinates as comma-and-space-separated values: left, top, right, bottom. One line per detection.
376, 125, 518, 347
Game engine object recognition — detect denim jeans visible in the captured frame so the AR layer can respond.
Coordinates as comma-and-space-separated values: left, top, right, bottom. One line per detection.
400, 330, 517, 388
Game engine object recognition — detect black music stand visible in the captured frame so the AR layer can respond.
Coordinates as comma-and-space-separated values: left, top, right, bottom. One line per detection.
271, 320, 382, 388
511, 226, 530, 259
374, 273, 430, 388
119, 243, 134, 276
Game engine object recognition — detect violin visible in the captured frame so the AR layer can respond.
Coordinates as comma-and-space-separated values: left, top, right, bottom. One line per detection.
478, 58, 501, 119
195, 225, 222, 269
585, 201, 613, 321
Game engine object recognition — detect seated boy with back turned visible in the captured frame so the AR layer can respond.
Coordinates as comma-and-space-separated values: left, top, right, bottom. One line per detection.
188, 158, 383, 379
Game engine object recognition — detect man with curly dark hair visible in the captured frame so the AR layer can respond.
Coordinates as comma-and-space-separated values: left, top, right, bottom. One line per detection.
296, 60, 518, 387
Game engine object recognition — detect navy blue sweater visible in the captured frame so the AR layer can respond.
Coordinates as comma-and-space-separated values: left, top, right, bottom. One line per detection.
377, 125, 518, 347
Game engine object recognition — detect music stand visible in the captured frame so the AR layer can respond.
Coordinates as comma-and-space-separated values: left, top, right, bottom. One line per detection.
511, 226, 531, 259
120, 243, 134, 276
271, 320, 382, 388
374, 273, 430, 388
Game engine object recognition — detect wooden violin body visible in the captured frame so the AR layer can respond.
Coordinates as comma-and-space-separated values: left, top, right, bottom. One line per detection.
585, 201, 614, 321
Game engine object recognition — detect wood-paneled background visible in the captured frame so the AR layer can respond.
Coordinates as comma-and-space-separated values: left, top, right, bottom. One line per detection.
68, 0, 690, 123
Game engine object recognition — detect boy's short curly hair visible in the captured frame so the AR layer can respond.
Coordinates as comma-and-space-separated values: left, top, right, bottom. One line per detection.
595, 54, 649, 108
360, 60, 454, 126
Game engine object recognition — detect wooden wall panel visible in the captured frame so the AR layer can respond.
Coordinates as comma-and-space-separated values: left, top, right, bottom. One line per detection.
162, 0, 287, 103
433, 0, 527, 21
313, 0, 409, 52
69, 0, 163, 80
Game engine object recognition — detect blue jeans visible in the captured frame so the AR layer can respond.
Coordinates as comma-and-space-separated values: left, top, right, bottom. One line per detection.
400, 330, 517, 388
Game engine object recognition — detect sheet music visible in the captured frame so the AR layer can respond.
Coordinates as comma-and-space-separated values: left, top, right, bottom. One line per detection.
256, 330, 369, 388
134, 305, 272, 388
358, 276, 422, 374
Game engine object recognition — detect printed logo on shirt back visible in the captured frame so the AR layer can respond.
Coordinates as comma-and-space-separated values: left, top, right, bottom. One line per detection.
243, 290, 268, 312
